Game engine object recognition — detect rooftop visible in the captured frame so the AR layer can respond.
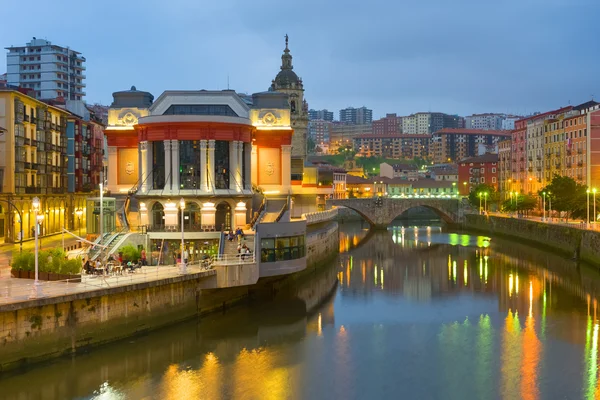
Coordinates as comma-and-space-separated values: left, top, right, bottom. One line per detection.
434, 128, 511, 136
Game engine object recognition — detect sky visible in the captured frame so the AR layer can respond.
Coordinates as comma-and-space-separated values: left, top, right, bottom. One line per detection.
1, 0, 599, 119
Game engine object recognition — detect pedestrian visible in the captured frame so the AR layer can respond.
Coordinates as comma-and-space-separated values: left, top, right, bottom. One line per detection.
183, 248, 189, 266
141, 247, 147, 266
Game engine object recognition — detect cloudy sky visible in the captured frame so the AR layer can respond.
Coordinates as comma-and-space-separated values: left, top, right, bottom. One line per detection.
1, 0, 599, 118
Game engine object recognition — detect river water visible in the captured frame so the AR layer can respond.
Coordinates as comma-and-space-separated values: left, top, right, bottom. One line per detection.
1, 220, 600, 400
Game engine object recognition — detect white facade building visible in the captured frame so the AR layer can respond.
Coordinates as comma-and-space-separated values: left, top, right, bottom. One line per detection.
6, 38, 86, 100
465, 114, 504, 130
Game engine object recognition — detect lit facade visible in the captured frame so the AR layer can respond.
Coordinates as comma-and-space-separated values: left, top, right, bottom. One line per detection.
0, 89, 91, 243
498, 139, 512, 197
458, 153, 499, 195
430, 128, 510, 164
354, 134, 430, 159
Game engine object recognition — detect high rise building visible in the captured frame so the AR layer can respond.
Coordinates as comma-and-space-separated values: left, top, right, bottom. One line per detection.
270, 36, 309, 161
308, 120, 331, 146
329, 122, 372, 150
308, 109, 334, 121
6, 38, 86, 101
430, 128, 510, 164
339, 106, 372, 125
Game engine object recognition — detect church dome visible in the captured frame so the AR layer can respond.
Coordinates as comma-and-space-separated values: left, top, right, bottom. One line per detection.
274, 69, 300, 87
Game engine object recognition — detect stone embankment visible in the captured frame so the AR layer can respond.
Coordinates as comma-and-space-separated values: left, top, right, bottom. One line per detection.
464, 214, 600, 265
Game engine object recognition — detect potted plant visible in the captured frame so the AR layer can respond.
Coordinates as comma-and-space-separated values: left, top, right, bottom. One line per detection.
10, 251, 29, 278
61, 258, 82, 282
38, 250, 51, 281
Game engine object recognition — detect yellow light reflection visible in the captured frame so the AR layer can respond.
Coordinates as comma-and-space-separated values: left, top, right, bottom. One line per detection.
501, 311, 522, 399
516, 275, 519, 294
587, 323, 599, 399
509, 274, 514, 296
453, 261, 457, 283
464, 260, 468, 287
318, 313, 322, 336
381, 269, 384, 289
521, 307, 540, 400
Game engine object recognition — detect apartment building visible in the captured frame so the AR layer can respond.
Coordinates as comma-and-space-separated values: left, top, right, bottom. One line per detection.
0, 88, 97, 244
308, 109, 334, 121
430, 128, 510, 164
498, 139, 512, 197
6, 38, 86, 100
339, 106, 372, 124
372, 113, 401, 135
353, 134, 430, 159
458, 153, 499, 195
329, 122, 372, 150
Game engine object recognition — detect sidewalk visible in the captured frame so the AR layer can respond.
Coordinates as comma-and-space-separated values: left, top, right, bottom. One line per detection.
484, 212, 596, 230
0, 230, 88, 271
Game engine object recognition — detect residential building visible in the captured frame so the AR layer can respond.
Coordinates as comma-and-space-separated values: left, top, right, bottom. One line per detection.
308, 109, 334, 121
402, 112, 460, 135
339, 106, 372, 125
0, 88, 94, 244
430, 128, 510, 164
6, 37, 86, 100
502, 115, 521, 131
465, 113, 504, 130
345, 175, 374, 198
308, 119, 331, 147
428, 166, 458, 182
353, 133, 429, 159
329, 122, 372, 150
380, 163, 418, 181
0, 73, 6, 86
372, 113, 401, 135
458, 153, 499, 195
88, 103, 109, 125
498, 139, 512, 198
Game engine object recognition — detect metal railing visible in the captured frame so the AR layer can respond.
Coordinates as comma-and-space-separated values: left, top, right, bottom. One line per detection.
212, 253, 256, 265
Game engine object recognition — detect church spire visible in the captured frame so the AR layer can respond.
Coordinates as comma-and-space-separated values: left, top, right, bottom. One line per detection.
281, 34, 293, 71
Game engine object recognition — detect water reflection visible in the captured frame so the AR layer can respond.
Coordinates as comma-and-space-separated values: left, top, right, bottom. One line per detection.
4, 222, 600, 399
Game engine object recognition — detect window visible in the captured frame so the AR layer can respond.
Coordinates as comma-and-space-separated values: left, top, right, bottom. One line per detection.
492, 168, 496, 173
260, 235, 305, 263
163, 104, 238, 117
480, 168, 484, 173
492, 177, 496, 183
481, 177, 485, 183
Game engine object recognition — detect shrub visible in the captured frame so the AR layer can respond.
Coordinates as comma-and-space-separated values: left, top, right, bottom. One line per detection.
119, 244, 141, 262
11, 251, 34, 271
62, 258, 82, 275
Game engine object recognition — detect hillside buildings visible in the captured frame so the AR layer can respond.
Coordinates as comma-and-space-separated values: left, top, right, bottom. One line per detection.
339, 106, 372, 125
430, 128, 510, 164
6, 38, 86, 101
308, 109, 334, 121
458, 153, 499, 195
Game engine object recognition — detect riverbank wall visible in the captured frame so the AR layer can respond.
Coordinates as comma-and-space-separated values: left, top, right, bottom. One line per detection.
464, 214, 600, 265
0, 222, 339, 372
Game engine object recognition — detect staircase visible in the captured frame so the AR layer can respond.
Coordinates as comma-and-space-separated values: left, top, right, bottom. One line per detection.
88, 229, 129, 261
260, 198, 288, 223
222, 235, 255, 256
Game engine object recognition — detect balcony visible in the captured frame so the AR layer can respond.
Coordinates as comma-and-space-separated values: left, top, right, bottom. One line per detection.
567, 163, 572, 168
578, 149, 583, 154
23, 115, 30, 122
578, 161, 584, 167
567, 150, 572, 155
546, 165, 551, 170
528, 167, 533, 172
25, 186, 41, 194
528, 157, 533, 161
24, 162, 32, 170
51, 187, 65, 194
35, 164, 46, 173
555, 163, 561, 168
536, 167, 542, 171
537, 155, 542, 160
577, 174, 583, 180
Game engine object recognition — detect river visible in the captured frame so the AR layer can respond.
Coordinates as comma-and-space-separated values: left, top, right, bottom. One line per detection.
1, 220, 600, 399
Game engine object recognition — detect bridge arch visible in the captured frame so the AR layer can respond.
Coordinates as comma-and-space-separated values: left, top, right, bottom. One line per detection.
392, 205, 455, 224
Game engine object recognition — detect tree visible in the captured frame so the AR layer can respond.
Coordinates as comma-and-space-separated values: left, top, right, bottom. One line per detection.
468, 184, 499, 210
538, 175, 587, 221
501, 194, 537, 215
307, 136, 316, 154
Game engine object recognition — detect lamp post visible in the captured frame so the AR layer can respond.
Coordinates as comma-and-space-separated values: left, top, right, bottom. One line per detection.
478, 193, 482, 214
587, 189, 590, 228
30, 197, 42, 298
180, 198, 186, 274
484, 192, 488, 214
542, 192, 546, 222
594, 188, 597, 227
515, 192, 519, 217
548, 191, 552, 221
75, 208, 83, 237
463, 181, 467, 196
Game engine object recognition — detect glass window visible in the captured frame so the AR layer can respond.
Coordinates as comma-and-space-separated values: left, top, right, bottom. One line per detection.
163, 105, 238, 117
261, 238, 274, 249
152, 141, 165, 189
261, 235, 306, 263
214, 141, 230, 189
180, 140, 202, 189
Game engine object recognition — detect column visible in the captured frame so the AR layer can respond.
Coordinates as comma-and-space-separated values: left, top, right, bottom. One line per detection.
207, 140, 215, 191
236, 141, 244, 192
281, 145, 292, 193
139, 141, 149, 193
107, 146, 118, 190
229, 141, 239, 192
146, 141, 153, 191
251, 144, 258, 187
164, 140, 172, 192
171, 139, 180, 193
234, 201, 247, 227
244, 142, 251, 191
200, 140, 208, 192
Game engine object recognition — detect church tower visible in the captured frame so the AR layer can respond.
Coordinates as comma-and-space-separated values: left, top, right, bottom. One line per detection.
270, 35, 309, 162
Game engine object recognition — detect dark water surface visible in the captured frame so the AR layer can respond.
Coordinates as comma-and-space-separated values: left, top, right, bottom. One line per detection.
2, 221, 600, 399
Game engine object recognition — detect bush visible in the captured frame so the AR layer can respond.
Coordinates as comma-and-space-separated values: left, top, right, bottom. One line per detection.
11, 251, 34, 271
119, 244, 141, 262
62, 258, 82, 275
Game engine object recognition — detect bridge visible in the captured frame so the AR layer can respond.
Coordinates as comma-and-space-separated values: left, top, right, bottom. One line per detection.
327, 198, 463, 229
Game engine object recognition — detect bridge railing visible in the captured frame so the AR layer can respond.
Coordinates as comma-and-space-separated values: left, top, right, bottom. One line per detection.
302, 208, 338, 225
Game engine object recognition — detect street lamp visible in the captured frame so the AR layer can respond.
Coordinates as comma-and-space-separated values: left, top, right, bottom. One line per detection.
594, 188, 597, 226
180, 198, 186, 274
542, 192, 546, 222
463, 181, 467, 196
478, 192, 482, 214
483, 192, 488, 213
587, 189, 590, 228
30, 197, 42, 298
75, 208, 83, 237
548, 191, 552, 221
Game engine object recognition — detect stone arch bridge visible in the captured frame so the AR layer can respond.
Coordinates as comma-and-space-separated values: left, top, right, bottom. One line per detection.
327, 198, 464, 229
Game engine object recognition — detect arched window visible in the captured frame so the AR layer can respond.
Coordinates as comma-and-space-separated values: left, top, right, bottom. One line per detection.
152, 202, 164, 229
215, 202, 231, 231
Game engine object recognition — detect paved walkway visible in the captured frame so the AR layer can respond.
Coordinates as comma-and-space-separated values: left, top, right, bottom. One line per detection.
0, 264, 215, 306
484, 212, 598, 230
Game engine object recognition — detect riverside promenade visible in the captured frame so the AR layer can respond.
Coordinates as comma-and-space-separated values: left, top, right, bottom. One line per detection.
0, 264, 214, 307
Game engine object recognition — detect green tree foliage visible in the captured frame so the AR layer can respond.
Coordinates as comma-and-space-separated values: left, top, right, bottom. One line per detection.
120, 244, 141, 262
539, 175, 588, 221
467, 184, 498, 209
307, 136, 316, 154
501, 194, 537, 214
